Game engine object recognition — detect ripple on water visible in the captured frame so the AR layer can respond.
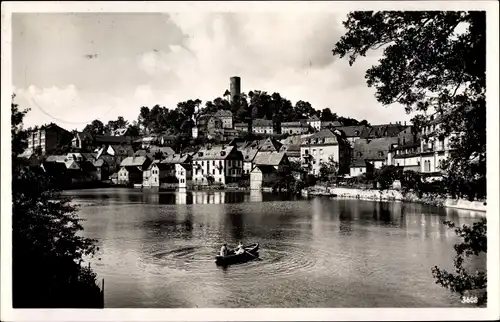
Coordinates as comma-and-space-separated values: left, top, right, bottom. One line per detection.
148, 241, 335, 285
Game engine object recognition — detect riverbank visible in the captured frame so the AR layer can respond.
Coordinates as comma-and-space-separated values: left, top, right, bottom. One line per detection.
303, 186, 487, 213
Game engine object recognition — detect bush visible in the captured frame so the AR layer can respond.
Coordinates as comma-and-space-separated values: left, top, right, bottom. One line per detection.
431, 218, 487, 306
12, 97, 102, 308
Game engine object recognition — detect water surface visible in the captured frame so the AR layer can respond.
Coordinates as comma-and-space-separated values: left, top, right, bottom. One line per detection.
67, 188, 486, 308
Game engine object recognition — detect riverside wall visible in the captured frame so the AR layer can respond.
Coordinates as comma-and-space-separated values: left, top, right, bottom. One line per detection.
304, 186, 487, 213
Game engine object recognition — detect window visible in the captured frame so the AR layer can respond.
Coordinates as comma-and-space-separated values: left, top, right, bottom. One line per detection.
212, 160, 215, 166
219, 178, 222, 182
319, 149, 323, 155
213, 169, 215, 175
305, 149, 309, 155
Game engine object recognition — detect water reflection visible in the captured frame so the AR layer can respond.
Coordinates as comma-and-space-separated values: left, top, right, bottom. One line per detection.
67, 188, 486, 308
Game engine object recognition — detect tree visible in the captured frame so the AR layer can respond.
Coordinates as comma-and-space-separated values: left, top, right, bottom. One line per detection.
105, 116, 129, 134
127, 121, 141, 137
320, 108, 336, 121
432, 218, 487, 306
82, 119, 105, 136
332, 11, 486, 199
374, 165, 402, 190
319, 156, 339, 182
12, 95, 102, 308
11, 93, 29, 158
294, 100, 315, 118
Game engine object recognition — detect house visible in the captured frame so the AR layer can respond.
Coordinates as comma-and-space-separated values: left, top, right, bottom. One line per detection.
95, 144, 135, 173
419, 113, 455, 177
234, 122, 249, 133
238, 138, 283, 175
81, 152, 97, 163
118, 166, 143, 185
307, 115, 321, 131
350, 137, 399, 175
250, 152, 290, 190
241, 147, 260, 175
281, 120, 310, 135
387, 142, 421, 172
118, 156, 152, 185
135, 135, 158, 149
360, 123, 408, 139
110, 173, 118, 184
252, 119, 274, 135
94, 135, 138, 146
71, 131, 94, 150
214, 110, 234, 129
300, 129, 352, 176
192, 115, 224, 139
93, 159, 110, 181
143, 161, 173, 188
321, 121, 343, 128
250, 165, 280, 190
111, 128, 129, 136
333, 125, 369, 145
163, 154, 193, 189
25, 123, 73, 155
192, 145, 243, 186
279, 134, 312, 163
144, 154, 193, 188
253, 151, 289, 172
349, 159, 375, 178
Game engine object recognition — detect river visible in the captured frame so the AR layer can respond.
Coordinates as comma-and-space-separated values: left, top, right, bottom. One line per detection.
65, 188, 486, 308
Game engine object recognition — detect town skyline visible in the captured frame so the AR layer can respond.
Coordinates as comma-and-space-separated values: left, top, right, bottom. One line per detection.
12, 12, 415, 131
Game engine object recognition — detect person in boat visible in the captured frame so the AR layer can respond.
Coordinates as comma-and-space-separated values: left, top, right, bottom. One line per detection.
220, 243, 228, 257
235, 242, 245, 255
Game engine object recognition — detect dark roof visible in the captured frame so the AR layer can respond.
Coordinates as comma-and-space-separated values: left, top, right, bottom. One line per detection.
351, 159, 370, 167
75, 131, 93, 141
253, 151, 287, 166
321, 121, 343, 127
360, 124, 407, 139
308, 115, 320, 121
45, 155, 67, 163
255, 138, 282, 152
252, 165, 277, 173
160, 153, 191, 164
192, 145, 238, 160
93, 159, 107, 167
253, 119, 273, 127
352, 137, 399, 162
95, 135, 137, 144
214, 110, 233, 117
234, 122, 248, 127
81, 152, 97, 161
334, 125, 368, 138
120, 156, 150, 167
241, 147, 260, 162
282, 120, 308, 127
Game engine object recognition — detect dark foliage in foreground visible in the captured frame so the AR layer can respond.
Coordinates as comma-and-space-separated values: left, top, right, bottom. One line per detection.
432, 219, 487, 306
12, 97, 103, 308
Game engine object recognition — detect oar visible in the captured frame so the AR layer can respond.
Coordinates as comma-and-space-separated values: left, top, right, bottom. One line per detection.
244, 250, 261, 260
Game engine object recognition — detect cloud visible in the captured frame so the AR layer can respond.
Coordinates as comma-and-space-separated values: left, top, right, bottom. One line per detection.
135, 12, 411, 123
14, 12, 413, 130
16, 85, 149, 130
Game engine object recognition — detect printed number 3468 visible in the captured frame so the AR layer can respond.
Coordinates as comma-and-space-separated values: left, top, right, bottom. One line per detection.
461, 296, 478, 304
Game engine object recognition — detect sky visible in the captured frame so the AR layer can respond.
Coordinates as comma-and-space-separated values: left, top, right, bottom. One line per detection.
12, 12, 413, 131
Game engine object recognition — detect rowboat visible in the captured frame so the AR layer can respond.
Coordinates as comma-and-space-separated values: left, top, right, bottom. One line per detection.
215, 243, 259, 266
